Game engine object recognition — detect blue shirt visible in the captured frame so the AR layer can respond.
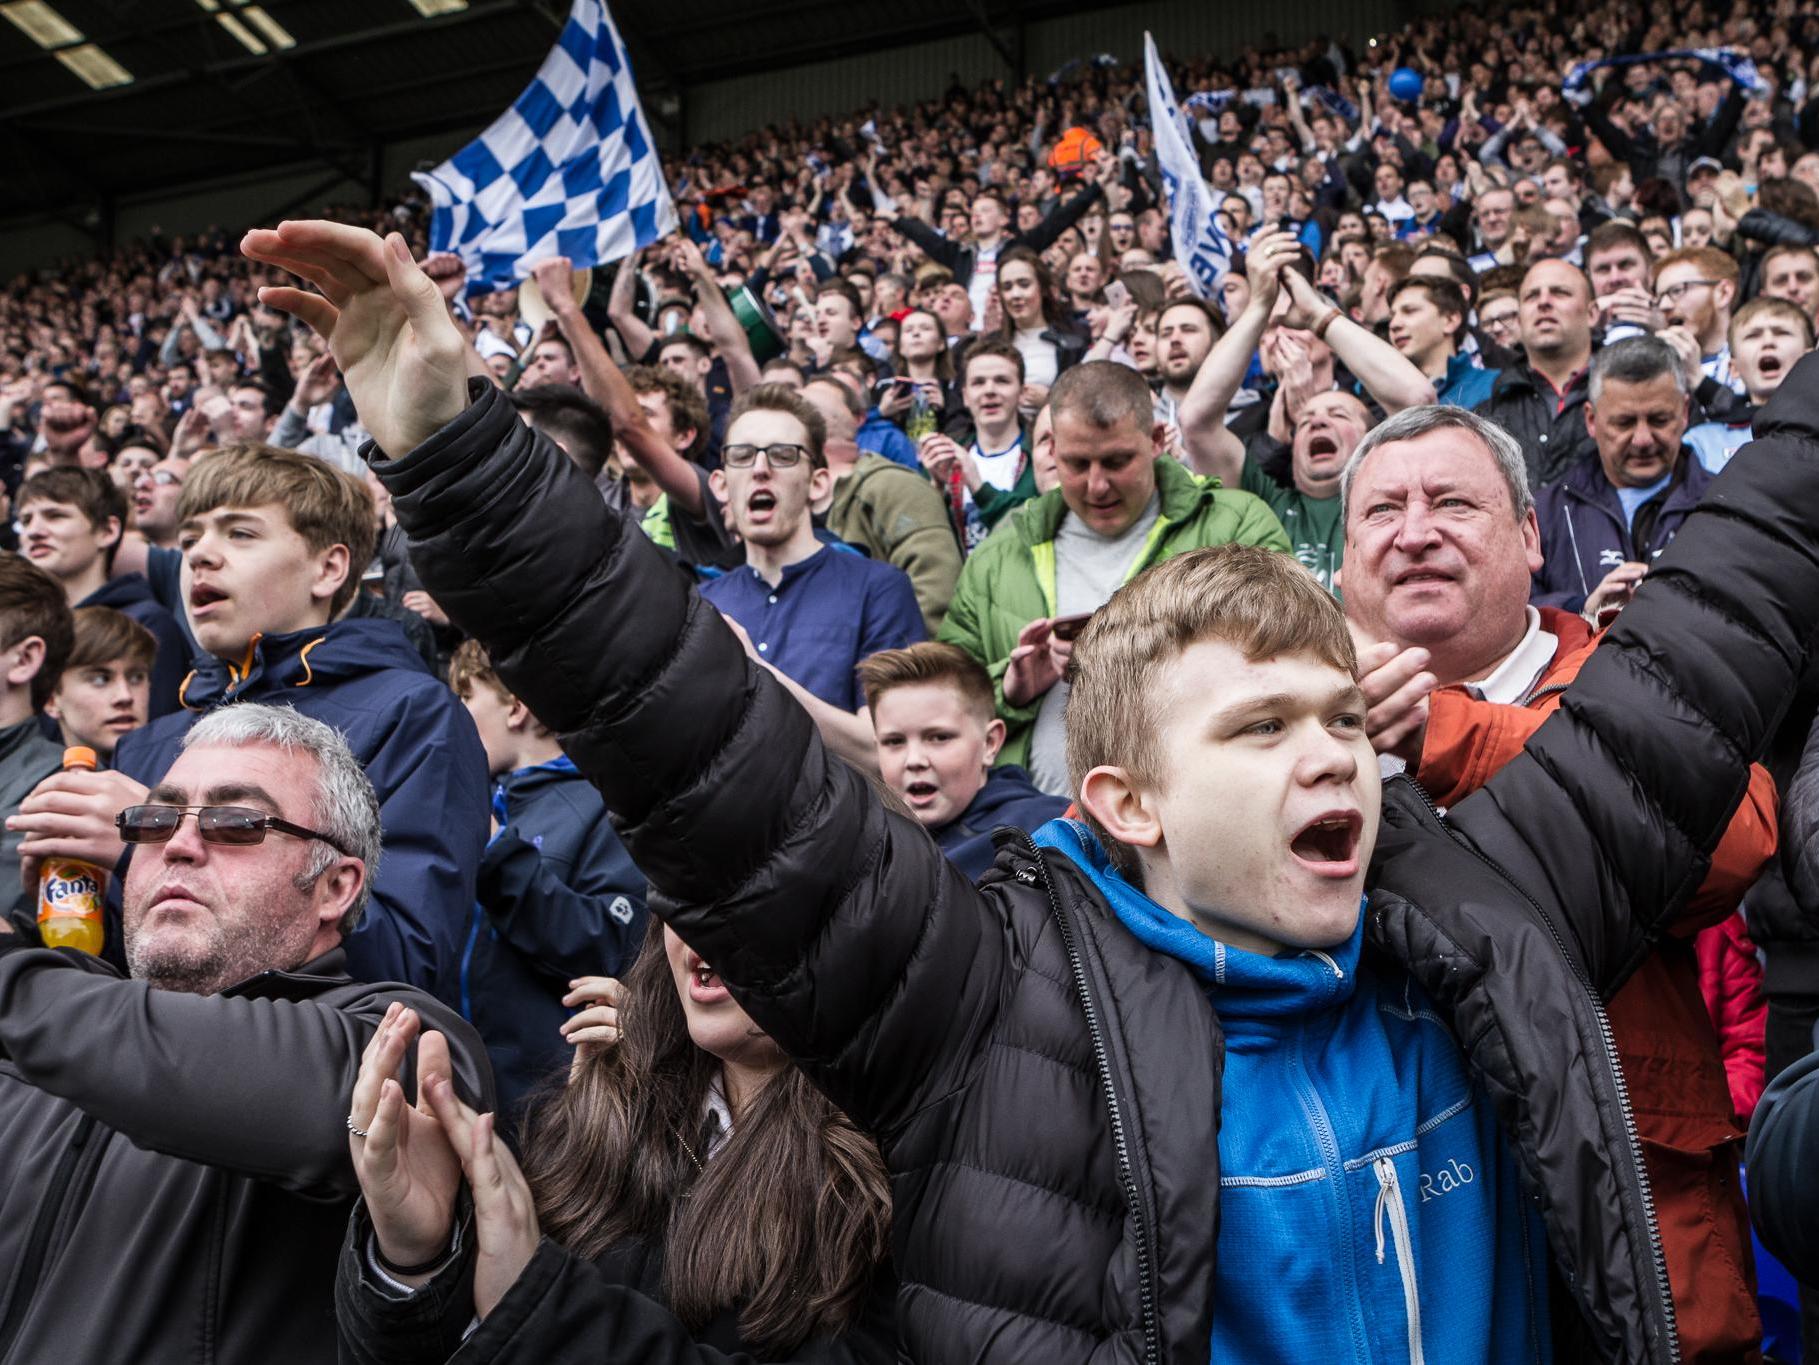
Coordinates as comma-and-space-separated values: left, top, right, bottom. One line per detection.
700, 545, 926, 710
857, 410, 920, 469
1615, 472, 1672, 530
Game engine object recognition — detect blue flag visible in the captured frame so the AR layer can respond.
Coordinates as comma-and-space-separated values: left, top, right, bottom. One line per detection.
1144, 33, 1234, 299
413, 0, 676, 297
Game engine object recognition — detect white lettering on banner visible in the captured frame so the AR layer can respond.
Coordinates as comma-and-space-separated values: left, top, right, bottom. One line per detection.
1417, 1157, 1476, 1202
1143, 33, 1234, 300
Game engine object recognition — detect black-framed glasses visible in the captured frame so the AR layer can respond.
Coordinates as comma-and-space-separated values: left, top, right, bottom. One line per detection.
721, 442, 809, 469
1655, 279, 1719, 306
116, 804, 349, 855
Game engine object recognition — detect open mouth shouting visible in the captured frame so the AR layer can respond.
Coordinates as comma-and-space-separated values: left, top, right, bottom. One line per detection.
744, 489, 779, 524
1288, 809, 1364, 879
903, 778, 940, 810
189, 581, 230, 618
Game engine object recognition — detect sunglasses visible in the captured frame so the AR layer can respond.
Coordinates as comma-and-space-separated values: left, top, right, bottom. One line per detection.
116, 804, 350, 855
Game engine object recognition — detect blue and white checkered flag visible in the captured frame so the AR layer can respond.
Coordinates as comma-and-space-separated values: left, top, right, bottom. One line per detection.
412, 0, 676, 297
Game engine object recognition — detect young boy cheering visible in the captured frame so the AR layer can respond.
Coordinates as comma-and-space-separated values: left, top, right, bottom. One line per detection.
250, 219, 1819, 1364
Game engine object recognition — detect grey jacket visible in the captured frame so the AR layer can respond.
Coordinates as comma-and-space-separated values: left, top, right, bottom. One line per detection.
0, 943, 492, 1364
0, 717, 69, 908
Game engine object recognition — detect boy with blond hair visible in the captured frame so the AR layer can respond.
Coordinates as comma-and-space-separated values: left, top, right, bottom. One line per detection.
10, 440, 488, 1000
858, 641, 1063, 879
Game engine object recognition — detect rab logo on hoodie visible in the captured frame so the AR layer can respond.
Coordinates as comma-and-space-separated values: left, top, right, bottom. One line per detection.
1418, 1157, 1475, 1202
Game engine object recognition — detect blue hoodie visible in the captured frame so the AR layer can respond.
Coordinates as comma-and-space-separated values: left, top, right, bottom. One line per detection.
933, 765, 1068, 880
469, 754, 648, 1119
1035, 820, 1550, 1364
113, 619, 490, 1004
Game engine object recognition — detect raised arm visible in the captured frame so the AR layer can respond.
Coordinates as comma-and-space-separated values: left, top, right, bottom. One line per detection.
1449, 353, 1819, 994
529, 255, 705, 517
667, 237, 760, 396
605, 252, 656, 361
1177, 233, 1287, 483
1279, 267, 1435, 412
242, 220, 1012, 1138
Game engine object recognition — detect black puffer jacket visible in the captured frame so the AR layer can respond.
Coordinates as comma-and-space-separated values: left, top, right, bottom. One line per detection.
0, 943, 491, 1365
372, 362, 1819, 1365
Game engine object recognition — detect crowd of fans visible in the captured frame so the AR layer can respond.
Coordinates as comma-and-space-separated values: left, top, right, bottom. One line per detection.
3, 0, 1819, 1357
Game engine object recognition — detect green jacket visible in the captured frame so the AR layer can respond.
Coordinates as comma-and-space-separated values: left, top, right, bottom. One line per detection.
829, 454, 965, 635
937, 456, 1291, 767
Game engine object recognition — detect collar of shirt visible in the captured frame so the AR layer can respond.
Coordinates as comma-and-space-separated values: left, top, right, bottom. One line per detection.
1469, 605, 1559, 705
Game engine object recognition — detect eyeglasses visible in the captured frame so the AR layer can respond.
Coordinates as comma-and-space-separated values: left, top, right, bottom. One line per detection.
721, 442, 810, 469
136, 470, 182, 488
1655, 279, 1719, 306
116, 804, 350, 855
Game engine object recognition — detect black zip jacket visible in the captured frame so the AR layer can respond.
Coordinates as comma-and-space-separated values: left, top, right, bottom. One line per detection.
0, 942, 492, 1364
370, 359, 1819, 1364
334, 1200, 897, 1365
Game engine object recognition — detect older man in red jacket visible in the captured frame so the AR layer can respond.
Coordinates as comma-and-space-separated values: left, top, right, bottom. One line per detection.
1341, 404, 1774, 1364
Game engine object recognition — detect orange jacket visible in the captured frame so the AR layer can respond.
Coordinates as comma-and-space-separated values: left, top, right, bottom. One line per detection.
1416, 607, 1773, 1364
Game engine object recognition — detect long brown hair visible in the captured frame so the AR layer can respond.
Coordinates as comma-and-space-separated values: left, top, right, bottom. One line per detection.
520, 919, 892, 1353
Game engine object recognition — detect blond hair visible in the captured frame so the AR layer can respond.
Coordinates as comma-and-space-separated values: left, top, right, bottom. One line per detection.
178, 443, 376, 616
1065, 545, 1355, 876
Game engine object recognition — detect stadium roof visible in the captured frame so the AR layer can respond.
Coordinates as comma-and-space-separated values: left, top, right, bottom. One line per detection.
0, 0, 1110, 226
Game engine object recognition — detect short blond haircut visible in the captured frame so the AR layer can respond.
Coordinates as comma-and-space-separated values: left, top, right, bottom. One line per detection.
178, 443, 376, 616
1065, 545, 1356, 876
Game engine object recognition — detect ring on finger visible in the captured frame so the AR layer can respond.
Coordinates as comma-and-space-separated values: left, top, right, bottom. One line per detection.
347, 1115, 370, 1139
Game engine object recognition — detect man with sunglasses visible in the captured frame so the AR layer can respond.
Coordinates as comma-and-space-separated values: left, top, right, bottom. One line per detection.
0, 703, 491, 1364
697, 385, 924, 768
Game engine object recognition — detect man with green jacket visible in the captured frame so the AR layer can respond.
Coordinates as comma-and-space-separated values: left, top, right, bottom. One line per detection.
939, 363, 1289, 792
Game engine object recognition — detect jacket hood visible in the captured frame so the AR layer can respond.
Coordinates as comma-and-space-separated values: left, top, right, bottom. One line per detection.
180, 618, 431, 710
82, 572, 156, 611
1033, 817, 1360, 1022
959, 765, 1054, 823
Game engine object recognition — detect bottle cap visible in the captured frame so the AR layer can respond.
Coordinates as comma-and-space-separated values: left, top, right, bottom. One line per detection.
62, 746, 98, 770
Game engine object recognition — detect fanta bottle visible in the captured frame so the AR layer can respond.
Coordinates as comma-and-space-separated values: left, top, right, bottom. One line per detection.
36, 746, 106, 955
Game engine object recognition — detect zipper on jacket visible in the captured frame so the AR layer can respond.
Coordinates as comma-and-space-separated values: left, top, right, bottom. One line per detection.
1372, 1156, 1426, 1365
1013, 839, 1162, 1365
0, 1114, 99, 1363
1400, 778, 1680, 1364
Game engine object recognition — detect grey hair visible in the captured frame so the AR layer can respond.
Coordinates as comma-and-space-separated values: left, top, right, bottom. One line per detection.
1340, 404, 1534, 522
1589, 335, 1688, 404
180, 703, 382, 935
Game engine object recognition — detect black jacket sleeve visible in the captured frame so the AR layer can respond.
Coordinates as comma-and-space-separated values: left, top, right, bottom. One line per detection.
1017, 183, 1105, 253
1746, 1047, 1819, 1278
370, 385, 1018, 1141
0, 943, 491, 1199
1450, 351, 1819, 996
886, 216, 963, 271
448, 1240, 896, 1365
1737, 208, 1819, 249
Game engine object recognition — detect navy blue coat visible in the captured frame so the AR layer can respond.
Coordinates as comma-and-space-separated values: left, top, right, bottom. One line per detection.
82, 573, 193, 719
1531, 450, 1714, 613
112, 618, 489, 1003
933, 766, 1067, 881
468, 755, 648, 1119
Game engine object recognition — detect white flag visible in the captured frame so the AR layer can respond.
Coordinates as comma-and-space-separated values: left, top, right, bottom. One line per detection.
1144, 33, 1233, 299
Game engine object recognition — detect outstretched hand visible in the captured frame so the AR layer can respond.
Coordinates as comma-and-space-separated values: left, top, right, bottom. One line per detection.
241, 222, 469, 456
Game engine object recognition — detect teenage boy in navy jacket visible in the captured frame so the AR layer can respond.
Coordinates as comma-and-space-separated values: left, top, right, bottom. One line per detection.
8, 443, 488, 1002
